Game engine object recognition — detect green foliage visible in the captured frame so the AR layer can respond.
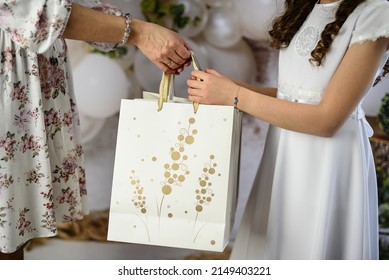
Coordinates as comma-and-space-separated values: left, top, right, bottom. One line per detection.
169, 4, 190, 30
377, 166, 389, 228
375, 94, 389, 258
380, 248, 389, 260
378, 93, 389, 136
140, 0, 193, 31
141, 0, 166, 25
90, 1, 196, 58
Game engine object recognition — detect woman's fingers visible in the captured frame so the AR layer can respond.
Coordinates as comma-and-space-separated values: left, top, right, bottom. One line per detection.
136, 22, 191, 74
158, 36, 191, 68
155, 61, 179, 74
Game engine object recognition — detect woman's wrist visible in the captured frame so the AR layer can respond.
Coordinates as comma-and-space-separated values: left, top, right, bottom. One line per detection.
125, 19, 144, 47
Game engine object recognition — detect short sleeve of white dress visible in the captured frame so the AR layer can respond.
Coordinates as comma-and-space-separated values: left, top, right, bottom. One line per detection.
350, 0, 389, 46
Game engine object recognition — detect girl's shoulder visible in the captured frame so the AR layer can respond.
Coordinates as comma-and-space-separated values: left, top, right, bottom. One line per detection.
349, 0, 389, 46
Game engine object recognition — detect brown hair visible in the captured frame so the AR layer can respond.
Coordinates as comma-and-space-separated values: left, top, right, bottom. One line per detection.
269, 0, 388, 85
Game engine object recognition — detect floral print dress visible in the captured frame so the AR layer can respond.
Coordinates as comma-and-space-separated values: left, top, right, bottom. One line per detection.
0, 0, 120, 253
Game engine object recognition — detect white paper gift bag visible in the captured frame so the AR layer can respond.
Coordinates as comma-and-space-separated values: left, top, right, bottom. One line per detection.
108, 56, 242, 252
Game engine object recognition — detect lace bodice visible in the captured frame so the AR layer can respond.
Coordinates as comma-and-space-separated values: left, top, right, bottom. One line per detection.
277, 0, 389, 108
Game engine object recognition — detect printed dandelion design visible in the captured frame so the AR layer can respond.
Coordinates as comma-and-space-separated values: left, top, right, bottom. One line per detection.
129, 171, 150, 241
158, 117, 197, 219
126, 115, 224, 246
193, 155, 219, 243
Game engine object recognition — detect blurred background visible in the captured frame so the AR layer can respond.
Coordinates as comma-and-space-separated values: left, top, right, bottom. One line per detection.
25, 0, 389, 260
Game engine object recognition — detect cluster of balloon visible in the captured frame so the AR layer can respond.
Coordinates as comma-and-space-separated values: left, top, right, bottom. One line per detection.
69, 0, 283, 143
133, 0, 282, 97
67, 40, 140, 144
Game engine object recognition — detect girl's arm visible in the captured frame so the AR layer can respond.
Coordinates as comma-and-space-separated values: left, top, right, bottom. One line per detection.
205, 69, 278, 98
188, 37, 389, 137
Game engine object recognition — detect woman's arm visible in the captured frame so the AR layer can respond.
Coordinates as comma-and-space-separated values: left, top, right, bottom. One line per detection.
63, 3, 191, 73
62, 3, 123, 44
188, 37, 389, 137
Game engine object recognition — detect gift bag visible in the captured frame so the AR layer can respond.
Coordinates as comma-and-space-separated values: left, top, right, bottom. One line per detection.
107, 55, 242, 252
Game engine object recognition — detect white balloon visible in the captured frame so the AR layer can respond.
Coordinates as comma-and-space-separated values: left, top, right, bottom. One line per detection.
78, 113, 106, 144
233, 0, 284, 41
101, 0, 146, 21
363, 75, 389, 116
203, 0, 232, 7
176, 0, 208, 38
73, 54, 130, 119
194, 36, 256, 84
66, 39, 89, 69
203, 6, 242, 48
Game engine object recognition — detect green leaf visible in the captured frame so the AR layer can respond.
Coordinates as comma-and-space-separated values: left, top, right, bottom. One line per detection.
169, 4, 185, 17
377, 93, 389, 136
140, 0, 199, 31
141, 0, 158, 13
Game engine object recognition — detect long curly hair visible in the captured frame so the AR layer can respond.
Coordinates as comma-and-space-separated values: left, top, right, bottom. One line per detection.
269, 0, 388, 86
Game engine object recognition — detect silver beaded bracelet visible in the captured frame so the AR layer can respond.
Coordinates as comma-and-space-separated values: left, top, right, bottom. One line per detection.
117, 13, 133, 47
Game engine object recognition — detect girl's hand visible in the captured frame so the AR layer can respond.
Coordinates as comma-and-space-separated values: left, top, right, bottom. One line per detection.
187, 69, 239, 105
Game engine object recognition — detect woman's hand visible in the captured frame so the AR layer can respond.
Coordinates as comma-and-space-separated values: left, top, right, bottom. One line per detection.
128, 20, 192, 74
63, 4, 191, 74
187, 69, 239, 105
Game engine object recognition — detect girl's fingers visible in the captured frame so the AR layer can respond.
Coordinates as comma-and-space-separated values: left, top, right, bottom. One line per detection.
190, 69, 208, 81
205, 69, 222, 77
187, 78, 203, 91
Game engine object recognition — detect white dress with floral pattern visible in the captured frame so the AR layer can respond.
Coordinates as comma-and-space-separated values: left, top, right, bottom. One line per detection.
0, 0, 120, 253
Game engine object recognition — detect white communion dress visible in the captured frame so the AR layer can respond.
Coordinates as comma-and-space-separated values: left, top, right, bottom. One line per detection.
231, 0, 389, 260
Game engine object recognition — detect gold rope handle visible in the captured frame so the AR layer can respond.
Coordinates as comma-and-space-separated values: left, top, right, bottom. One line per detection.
157, 71, 172, 111
157, 51, 201, 113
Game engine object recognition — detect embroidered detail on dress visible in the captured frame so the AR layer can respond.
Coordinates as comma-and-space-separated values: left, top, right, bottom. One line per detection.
278, 82, 369, 126
277, 82, 323, 105
295, 2, 339, 57
295, 25, 320, 57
